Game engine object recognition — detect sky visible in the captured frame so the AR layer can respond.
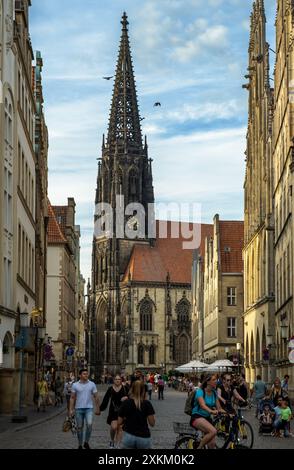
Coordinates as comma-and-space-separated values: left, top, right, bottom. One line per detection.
29, 0, 276, 281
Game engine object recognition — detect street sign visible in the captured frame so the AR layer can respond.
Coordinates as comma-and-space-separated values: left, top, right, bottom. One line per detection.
66, 347, 74, 356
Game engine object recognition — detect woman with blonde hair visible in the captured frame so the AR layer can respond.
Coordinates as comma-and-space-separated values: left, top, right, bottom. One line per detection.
118, 380, 155, 449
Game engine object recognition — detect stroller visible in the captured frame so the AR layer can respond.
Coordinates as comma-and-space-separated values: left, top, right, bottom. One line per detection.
259, 398, 275, 435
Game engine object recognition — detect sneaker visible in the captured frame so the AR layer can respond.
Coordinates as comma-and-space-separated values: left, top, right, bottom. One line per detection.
109, 441, 114, 448
84, 442, 90, 449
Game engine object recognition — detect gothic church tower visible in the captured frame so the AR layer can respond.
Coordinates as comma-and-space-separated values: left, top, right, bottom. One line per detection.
91, 13, 154, 375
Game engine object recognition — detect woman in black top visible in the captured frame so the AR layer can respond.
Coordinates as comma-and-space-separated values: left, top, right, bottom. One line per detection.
217, 374, 246, 413
100, 374, 128, 448
118, 380, 155, 449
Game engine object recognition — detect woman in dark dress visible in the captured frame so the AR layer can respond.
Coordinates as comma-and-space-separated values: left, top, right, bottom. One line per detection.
100, 374, 128, 448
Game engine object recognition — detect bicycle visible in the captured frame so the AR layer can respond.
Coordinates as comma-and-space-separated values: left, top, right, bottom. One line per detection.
173, 422, 202, 449
213, 407, 254, 449
173, 407, 254, 449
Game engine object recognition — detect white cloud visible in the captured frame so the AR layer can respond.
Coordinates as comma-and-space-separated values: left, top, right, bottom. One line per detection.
172, 24, 228, 62
163, 100, 240, 123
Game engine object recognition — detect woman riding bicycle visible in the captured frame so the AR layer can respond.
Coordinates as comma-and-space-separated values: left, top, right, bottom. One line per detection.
191, 374, 226, 449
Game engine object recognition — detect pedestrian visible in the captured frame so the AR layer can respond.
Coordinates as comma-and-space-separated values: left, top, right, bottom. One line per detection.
157, 376, 165, 400
118, 380, 155, 449
269, 377, 285, 407
252, 375, 267, 417
69, 369, 100, 449
54, 376, 63, 406
281, 375, 290, 397
147, 381, 153, 400
37, 377, 48, 412
100, 374, 129, 448
64, 374, 75, 415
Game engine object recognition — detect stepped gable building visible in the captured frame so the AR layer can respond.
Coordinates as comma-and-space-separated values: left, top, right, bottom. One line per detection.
90, 13, 213, 376
192, 216, 244, 364
46, 200, 84, 372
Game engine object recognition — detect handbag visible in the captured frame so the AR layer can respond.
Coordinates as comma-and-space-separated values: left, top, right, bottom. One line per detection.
62, 417, 72, 432
69, 414, 78, 435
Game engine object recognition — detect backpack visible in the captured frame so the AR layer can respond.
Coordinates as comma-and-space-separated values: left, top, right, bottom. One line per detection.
184, 388, 217, 416
184, 390, 196, 416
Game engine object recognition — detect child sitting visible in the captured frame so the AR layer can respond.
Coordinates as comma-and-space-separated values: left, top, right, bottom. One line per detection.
259, 404, 274, 434
272, 397, 283, 437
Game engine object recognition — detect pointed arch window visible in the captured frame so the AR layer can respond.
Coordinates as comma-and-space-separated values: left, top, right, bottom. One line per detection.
138, 344, 144, 365
177, 335, 188, 365
129, 169, 137, 201
140, 300, 153, 332
176, 299, 191, 330
149, 345, 155, 365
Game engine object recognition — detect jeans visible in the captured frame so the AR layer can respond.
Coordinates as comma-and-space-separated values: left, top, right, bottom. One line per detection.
121, 432, 152, 449
75, 408, 93, 446
255, 398, 263, 416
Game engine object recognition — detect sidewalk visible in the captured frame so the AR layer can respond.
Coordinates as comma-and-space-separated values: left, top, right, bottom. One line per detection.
0, 404, 66, 435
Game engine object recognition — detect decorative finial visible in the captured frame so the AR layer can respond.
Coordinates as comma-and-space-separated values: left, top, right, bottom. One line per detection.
121, 12, 129, 31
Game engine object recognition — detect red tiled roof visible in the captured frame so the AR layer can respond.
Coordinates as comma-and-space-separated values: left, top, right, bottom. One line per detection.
219, 220, 244, 273
123, 221, 213, 284
48, 203, 67, 244
52, 206, 68, 236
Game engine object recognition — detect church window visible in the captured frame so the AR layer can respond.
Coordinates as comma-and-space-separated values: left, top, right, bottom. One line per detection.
177, 335, 188, 365
176, 299, 190, 329
149, 345, 155, 364
129, 169, 137, 201
139, 300, 153, 331
138, 344, 144, 364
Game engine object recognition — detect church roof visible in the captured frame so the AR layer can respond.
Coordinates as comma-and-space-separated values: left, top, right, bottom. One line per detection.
47, 203, 67, 244
219, 220, 244, 273
123, 221, 213, 284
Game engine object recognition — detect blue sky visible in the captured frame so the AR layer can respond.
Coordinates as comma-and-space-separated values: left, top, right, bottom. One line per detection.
29, 0, 276, 281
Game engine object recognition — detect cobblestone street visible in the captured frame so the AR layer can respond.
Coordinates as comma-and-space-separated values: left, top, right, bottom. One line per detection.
0, 387, 293, 450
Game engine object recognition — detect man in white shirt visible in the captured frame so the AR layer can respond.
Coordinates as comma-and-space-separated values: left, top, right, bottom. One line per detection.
70, 369, 100, 449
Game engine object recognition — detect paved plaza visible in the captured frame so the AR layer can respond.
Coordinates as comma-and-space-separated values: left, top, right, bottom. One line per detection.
0, 387, 293, 449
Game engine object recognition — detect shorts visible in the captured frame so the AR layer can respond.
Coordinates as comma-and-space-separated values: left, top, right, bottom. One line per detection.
190, 413, 212, 427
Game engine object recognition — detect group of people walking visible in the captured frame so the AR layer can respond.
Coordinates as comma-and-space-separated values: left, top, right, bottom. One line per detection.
69, 369, 155, 449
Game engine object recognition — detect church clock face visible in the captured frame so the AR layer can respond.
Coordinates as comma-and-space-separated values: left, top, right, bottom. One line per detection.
127, 216, 139, 231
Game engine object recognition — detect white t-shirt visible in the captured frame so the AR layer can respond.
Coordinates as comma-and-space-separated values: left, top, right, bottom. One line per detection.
71, 380, 97, 409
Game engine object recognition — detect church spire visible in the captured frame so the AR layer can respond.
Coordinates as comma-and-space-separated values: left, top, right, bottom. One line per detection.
107, 12, 142, 151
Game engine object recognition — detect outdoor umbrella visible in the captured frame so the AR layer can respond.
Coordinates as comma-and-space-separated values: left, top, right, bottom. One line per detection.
205, 359, 235, 371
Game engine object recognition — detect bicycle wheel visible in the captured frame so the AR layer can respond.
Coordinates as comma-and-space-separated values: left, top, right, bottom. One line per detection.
235, 419, 254, 448
174, 435, 201, 449
215, 418, 229, 449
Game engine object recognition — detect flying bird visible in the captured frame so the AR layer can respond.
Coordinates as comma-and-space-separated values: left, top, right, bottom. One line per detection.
103, 76, 114, 80
140, 117, 145, 121
154, 102, 161, 107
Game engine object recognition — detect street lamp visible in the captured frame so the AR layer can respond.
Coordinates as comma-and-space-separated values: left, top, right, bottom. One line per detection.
280, 324, 288, 342
236, 342, 242, 375
12, 312, 30, 423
